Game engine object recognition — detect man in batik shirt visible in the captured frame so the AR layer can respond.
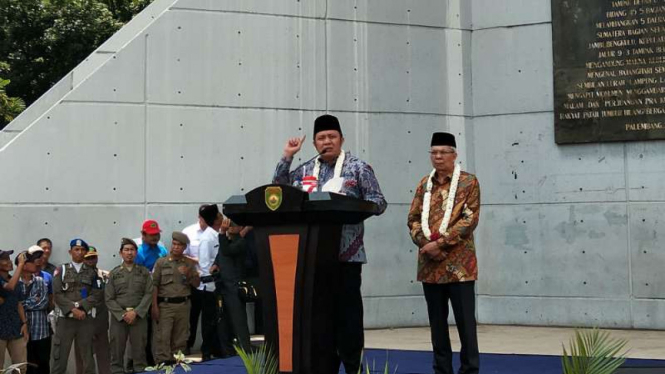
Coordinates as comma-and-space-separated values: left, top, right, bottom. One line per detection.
407, 132, 480, 374
273, 114, 387, 374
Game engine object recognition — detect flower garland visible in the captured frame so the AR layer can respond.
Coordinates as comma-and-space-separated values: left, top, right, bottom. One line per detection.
421, 164, 461, 241
310, 149, 345, 192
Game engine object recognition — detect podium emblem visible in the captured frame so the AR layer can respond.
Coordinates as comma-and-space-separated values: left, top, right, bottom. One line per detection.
265, 186, 283, 211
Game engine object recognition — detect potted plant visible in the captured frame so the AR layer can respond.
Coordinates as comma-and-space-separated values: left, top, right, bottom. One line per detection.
562, 328, 628, 374
145, 351, 193, 374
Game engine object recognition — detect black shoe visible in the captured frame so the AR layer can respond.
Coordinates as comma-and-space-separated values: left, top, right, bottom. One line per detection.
202, 354, 213, 361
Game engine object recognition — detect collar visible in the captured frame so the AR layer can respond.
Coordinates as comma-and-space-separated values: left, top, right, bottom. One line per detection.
20, 273, 35, 284
142, 243, 160, 250
432, 170, 454, 185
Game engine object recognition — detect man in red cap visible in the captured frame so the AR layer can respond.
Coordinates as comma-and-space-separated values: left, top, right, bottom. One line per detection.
135, 220, 168, 272
134, 220, 167, 366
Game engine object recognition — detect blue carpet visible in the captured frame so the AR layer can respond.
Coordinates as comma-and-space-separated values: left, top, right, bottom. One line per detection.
183, 349, 665, 374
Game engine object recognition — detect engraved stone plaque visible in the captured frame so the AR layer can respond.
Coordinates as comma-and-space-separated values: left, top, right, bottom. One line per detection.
553, 0, 665, 144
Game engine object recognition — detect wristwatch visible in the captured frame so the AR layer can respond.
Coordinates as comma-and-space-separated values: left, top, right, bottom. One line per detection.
74, 302, 80, 308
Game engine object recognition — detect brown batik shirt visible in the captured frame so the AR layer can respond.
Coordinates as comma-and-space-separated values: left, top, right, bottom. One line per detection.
407, 170, 481, 284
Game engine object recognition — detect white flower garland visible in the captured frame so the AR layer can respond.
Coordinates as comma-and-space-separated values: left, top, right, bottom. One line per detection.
421, 164, 461, 240
310, 150, 346, 192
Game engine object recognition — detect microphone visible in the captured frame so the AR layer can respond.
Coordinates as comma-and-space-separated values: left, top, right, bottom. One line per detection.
300, 148, 329, 165
295, 148, 331, 180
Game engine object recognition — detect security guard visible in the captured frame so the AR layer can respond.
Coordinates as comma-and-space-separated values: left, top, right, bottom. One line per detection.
75, 246, 111, 374
106, 238, 153, 374
51, 239, 103, 374
151, 232, 200, 364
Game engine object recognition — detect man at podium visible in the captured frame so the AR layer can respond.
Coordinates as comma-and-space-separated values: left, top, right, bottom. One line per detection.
273, 114, 387, 374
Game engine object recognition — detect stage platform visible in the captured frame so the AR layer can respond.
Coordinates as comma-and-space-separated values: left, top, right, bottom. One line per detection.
184, 349, 665, 374
179, 325, 665, 373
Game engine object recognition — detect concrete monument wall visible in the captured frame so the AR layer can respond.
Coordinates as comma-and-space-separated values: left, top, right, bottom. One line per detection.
472, 0, 665, 329
0, 0, 472, 329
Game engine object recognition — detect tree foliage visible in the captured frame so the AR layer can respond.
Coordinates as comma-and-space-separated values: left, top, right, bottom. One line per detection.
0, 62, 26, 125
0, 0, 153, 128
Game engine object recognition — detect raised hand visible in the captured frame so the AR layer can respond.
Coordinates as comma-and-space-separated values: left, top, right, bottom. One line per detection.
283, 135, 306, 159
219, 217, 231, 234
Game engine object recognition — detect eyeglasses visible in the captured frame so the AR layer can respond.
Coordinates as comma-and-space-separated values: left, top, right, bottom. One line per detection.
428, 150, 456, 156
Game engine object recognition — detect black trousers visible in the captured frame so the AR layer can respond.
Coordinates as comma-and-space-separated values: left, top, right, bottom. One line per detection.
187, 287, 203, 349
334, 263, 364, 374
200, 290, 222, 357
145, 315, 155, 366
216, 280, 251, 356
423, 281, 479, 374
27, 336, 51, 374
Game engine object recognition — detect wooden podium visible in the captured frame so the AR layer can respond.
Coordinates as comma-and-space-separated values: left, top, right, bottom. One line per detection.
223, 184, 380, 374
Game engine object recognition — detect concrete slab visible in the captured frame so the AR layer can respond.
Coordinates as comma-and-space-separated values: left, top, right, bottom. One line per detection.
477, 203, 630, 298
67, 36, 146, 103
473, 113, 627, 205
173, 0, 327, 18
0, 103, 145, 203
146, 10, 326, 109
472, 23, 553, 116
328, 0, 471, 30
327, 21, 470, 116
472, 0, 551, 30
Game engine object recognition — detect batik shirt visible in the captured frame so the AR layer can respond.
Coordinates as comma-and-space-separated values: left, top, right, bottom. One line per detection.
408, 171, 480, 284
273, 151, 387, 263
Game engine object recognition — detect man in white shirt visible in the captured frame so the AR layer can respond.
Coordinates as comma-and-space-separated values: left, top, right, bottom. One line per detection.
193, 205, 223, 360
182, 204, 216, 355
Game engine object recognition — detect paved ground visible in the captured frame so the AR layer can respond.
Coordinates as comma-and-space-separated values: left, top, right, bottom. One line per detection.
365, 325, 665, 360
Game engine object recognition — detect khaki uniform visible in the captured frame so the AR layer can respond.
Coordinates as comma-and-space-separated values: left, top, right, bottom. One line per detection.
152, 256, 198, 363
105, 264, 153, 374
51, 263, 103, 374
76, 269, 111, 374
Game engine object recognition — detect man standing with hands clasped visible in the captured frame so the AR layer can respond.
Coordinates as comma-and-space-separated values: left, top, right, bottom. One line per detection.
407, 132, 481, 374
106, 238, 153, 374
51, 239, 103, 374
151, 232, 200, 364
273, 114, 387, 374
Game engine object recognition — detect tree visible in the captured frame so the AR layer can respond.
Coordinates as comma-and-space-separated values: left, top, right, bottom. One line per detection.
0, 62, 26, 126
0, 0, 153, 129
99, 0, 153, 23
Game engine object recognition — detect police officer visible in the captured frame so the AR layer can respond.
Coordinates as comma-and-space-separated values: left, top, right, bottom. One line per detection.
51, 239, 103, 374
75, 246, 111, 374
151, 232, 200, 364
106, 238, 153, 374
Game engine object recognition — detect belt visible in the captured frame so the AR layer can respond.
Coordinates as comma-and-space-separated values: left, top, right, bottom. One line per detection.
157, 296, 190, 304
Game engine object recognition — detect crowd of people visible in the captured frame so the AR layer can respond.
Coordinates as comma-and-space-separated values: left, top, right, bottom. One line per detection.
1, 114, 481, 374
0, 204, 258, 374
